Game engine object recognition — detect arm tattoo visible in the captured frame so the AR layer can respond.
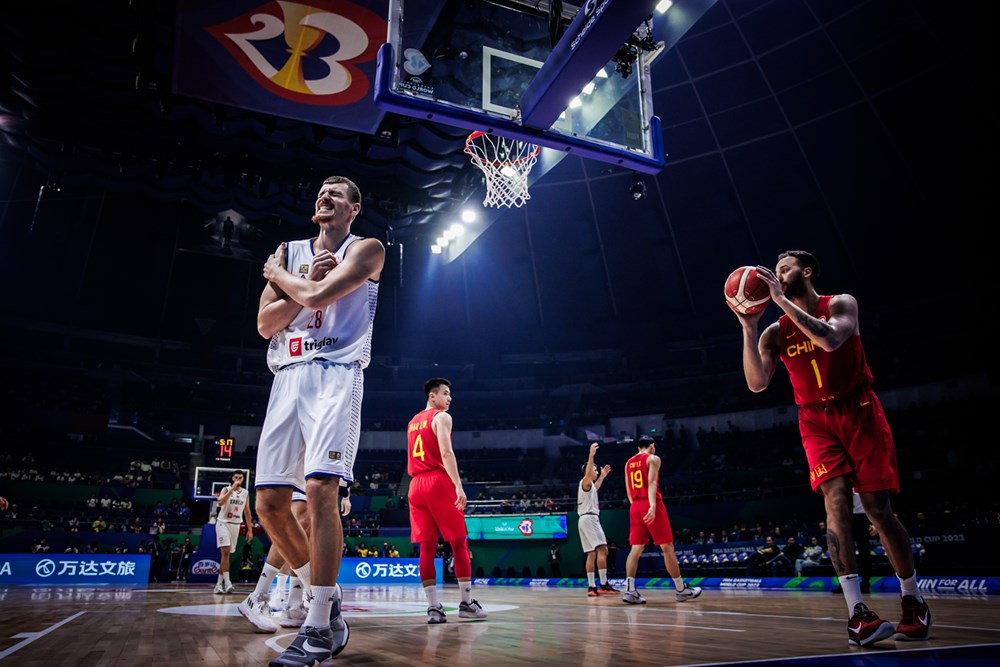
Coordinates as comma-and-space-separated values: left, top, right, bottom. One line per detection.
827, 531, 846, 575
795, 312, 833, 339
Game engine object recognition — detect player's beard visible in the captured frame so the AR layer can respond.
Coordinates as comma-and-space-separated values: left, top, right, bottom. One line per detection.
783, 273, 806, 299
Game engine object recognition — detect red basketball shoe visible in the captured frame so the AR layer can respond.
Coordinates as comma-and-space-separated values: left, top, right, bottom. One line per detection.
847, 603, 894, 647
894, 595, 932, 641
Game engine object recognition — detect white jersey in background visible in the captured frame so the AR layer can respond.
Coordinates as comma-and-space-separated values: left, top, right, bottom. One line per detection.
219, 487, 248, 524
577, 480, 600, 516
266, 234, 379, 373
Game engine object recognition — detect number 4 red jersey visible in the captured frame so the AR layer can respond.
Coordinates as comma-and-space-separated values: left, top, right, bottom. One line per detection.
407, 408, 445, 476
778, 295, 874, 406
625, 452, 663, 502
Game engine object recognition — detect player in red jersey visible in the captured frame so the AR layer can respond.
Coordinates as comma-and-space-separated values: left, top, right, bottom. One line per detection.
733, 250, 930, 646
407, 378, 487, 624
621, 435, 702, 605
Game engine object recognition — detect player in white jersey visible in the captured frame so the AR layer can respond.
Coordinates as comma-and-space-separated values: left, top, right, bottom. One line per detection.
255, 176, 383, 667
578, 443, 619, 596
215, 471, 253, 594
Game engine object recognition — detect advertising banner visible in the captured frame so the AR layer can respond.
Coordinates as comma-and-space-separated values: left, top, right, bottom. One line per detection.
465, 515, 568, 540
0, 554, 151, 586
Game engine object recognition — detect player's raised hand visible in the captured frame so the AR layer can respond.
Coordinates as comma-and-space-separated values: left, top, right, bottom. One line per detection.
753, 265, 783, 301
600, 464, 611, 478
589, 442, 599, 456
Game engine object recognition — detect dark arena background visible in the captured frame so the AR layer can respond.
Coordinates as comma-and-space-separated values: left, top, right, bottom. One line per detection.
0, 1, 995, 666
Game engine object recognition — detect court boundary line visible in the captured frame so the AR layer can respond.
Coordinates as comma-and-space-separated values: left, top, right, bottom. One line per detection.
0, 611, 86, 660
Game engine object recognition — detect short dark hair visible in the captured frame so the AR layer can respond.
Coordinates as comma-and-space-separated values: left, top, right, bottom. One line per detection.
322, 176, 362, 205
637, 435, 655, 449
424, 377, 451, 397
580, 462, 595, 475
777, 250, 819, 280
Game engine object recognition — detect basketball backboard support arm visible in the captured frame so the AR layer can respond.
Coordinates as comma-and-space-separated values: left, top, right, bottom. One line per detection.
520, 0, 719, 131
518, 0, 662, 131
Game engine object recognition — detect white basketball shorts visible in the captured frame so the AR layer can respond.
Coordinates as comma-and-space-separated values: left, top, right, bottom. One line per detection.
255, 359, 362, 490
216, 521, 241, 549
578, 514, 608, 553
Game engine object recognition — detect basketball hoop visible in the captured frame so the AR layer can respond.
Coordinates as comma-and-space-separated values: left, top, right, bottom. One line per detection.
465, 131, 540, 208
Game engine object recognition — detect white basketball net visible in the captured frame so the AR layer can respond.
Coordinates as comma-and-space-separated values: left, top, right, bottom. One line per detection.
465, 131, 540, 208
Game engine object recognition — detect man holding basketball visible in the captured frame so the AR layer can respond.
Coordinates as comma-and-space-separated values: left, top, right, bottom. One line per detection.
622, 435, 701, 605
406, 378, 487, 624
731, 250, 929, 646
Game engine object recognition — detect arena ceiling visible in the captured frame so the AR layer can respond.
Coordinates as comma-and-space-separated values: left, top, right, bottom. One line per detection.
0, 0, 988, 395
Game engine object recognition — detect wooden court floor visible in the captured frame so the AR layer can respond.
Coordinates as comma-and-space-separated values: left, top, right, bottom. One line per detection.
1, 583, 998, 666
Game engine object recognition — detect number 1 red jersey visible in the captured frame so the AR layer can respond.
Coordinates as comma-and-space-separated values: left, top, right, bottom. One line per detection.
407, 408, 445, 476
625, 452, 662, 502
778, 295, 874, 405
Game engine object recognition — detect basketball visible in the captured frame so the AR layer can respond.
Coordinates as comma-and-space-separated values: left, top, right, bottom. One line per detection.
725, 266, 771, 315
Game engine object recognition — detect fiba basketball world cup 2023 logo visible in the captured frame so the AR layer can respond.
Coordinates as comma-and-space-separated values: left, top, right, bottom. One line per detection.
518, 519, 535, 537
204, 1, 386, 105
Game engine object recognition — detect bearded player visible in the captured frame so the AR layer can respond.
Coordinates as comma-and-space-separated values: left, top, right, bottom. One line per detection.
732, 250, 929, 646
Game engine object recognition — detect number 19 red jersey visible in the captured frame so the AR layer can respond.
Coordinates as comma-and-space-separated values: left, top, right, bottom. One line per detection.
626, 452, 663, 502
407, 408, 444, 476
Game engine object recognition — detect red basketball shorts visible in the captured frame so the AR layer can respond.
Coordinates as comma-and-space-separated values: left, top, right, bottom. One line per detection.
799, 387, 900, 494
408, 470, 468, 543
629, 499, 674, 546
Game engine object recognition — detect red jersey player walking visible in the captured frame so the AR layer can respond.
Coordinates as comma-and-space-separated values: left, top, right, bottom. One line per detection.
733, 250, 930, 647
407, 377, 487, 624
622, 435, 701, 604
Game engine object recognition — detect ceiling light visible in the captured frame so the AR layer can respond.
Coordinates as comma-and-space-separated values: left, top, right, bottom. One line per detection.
437, 237, 449, 247
461, 209, 476, 223
431, 245, 442, 254
582, 82, 595, 95
597, 68, 608, 78
656, 0, 674, 13
443, 229, 456, 240
569, 96, 582, 109
449, 223, 465, 236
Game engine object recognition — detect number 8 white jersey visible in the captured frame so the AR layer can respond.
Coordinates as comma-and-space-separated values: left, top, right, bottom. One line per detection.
266, 235, 379, 374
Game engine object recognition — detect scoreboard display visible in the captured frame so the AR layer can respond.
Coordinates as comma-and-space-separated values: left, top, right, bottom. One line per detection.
214, 437, 234, 463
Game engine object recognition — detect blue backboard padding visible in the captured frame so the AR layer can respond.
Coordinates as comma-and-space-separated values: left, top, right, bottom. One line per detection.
375, 43, 666, 173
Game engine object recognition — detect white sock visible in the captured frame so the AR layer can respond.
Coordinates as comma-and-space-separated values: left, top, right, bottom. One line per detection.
217, 574, 224, 586
898, 571, 920, 600
586, 572, 596, 587
626, 577, 636, 592
460, 582, 472, 604
305, 585, 336, 628
287, 577, 304, 607
839, 574, 864, 615
223, 572, 231, 586
599, 569, 608, 585
254, 563, 280, 598
672, 576, 685, 592
292, 563, 311, 598
424, 585, 440, 607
